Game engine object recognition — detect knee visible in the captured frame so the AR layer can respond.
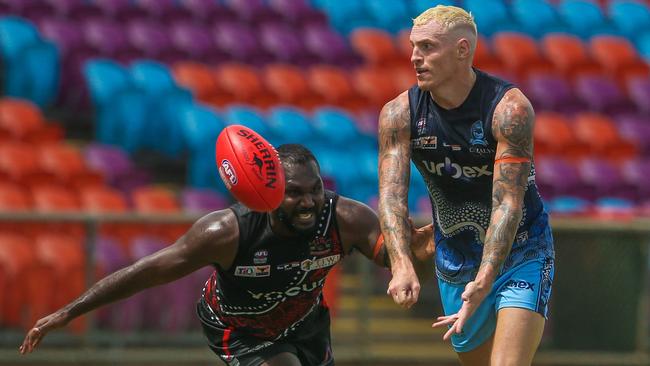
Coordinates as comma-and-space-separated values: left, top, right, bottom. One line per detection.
490, 353, 533, 366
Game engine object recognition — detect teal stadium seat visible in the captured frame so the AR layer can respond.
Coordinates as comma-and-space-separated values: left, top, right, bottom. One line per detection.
267, 106, 316, 148
316, 0, 374, 34
463, 0, 519, 36
223, 105, 276, 144
609, 0, 650, 38
511, 0, 566, 38
364, 0, 411, 34
311, 107, 360, 147
129, 60, 193, 157
411, 0, 458, 18
557, 0, 618, 39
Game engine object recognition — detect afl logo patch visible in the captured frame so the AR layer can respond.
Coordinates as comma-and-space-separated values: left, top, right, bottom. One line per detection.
219, 159, 238, 188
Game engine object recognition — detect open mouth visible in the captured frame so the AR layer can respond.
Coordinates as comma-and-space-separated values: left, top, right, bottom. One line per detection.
294, 210, 316, 225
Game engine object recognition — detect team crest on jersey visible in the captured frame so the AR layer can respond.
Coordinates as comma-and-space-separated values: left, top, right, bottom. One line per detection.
301, 254, 340, 271
469, 120, 495, 155
235, 265, 270, 277
253, 249, 268, 264
411, 136, 437, 150
309, 236, 332, 255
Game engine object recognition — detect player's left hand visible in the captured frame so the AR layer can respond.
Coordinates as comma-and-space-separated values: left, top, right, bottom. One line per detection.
431, 280, 490, 341
410, 221, 435, 262
19, 311, 69, 354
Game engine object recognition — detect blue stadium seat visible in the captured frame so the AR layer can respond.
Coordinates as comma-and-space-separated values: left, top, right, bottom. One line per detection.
188, 152, 226, 192
102, 88, 149, 152
0, 16, 40, 61
511, 0, 565, 38
84, 59, 132, 108
637, 31, 650, 61
364, 0, 411, 34
609, 0, 650, 38
317, 0, 374, 34
311, 107, 360, 147
267, 107, 315, 147
312, 148, 359, 194
557, 0, 617, 39
223, 105, 274, 143
179, 103, 225, 155
463, 0, 519, 36
548, 196, 590, 215
18, 41, 60, 107
129, 60, 179, 96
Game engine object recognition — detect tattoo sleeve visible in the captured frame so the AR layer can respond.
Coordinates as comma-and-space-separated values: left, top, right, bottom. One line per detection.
378, 93, 413, 267
479, 90, 534, 282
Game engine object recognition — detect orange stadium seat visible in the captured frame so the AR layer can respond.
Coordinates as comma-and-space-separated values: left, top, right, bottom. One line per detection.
79, 186, 133, 248
31, 184, 84, 241
132, 186, 185, 241
589, 36, 650, 84
263, 64, 323, 110
474, 35, 505, 72
213, 63, 277, 108
0, 98, 44, 140
541, 34, 602, 80
352, 67, 399, 109
307, 65, 367, 112
534, 112, 589, 160
350, 28, 401, 66
172, 61, 222, 102
38, 143, 105, 189
0, 142, 52, 188
34, 233, 86, 332
0, 182, 34, 237
492, 32, 555, 81
392, 64, 417, 93
573, 113, 638, 161
0, 233, 53, 329
396, 29, 412, 60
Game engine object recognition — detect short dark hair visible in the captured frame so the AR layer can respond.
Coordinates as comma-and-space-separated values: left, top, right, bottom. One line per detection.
276, 144, 320, 171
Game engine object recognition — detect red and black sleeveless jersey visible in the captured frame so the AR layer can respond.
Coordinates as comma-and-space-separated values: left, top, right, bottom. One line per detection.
200, 190, 344, 341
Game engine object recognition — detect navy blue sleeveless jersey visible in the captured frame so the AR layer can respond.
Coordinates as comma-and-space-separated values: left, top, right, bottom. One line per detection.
408, 69, 554, 285
198, 190, 344, 341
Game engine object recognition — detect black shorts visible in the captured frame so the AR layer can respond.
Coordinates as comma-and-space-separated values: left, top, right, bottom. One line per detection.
197, 300, 334, 366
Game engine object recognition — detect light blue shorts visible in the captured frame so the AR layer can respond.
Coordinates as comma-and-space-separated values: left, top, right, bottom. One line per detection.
438, 257, 554, 353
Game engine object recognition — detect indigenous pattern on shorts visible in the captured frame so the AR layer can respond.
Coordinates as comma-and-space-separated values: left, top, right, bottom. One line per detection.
200, 191, 344, 340
407, 68, 555, 284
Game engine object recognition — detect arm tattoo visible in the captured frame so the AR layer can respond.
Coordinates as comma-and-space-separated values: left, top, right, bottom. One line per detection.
480, 91, 534, 276
378, 94, 413, 263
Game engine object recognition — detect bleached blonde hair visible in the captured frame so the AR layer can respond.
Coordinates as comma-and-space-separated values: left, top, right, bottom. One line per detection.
413, 5, 477, 36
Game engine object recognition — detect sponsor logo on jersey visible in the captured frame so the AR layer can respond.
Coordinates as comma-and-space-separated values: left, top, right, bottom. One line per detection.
276, 261, 301, 270
416, 118, 427, 135
248, 277, 327, 301
253, 250, 268, 264
301, 254, 340, 272
421, 157, 492, 179
442, 142, 462, 151
219, 159, 237, 188
504, 280, 535, 291
411, 136, 437, 150
309, 236, 332, 255
234, 265, 270, 277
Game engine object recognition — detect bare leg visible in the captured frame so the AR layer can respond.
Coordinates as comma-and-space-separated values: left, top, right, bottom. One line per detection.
456, 335, 494, 366
491, 307, 545, 366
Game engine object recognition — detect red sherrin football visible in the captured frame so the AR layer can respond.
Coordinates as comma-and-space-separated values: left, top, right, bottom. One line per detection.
215, 125, 285, 212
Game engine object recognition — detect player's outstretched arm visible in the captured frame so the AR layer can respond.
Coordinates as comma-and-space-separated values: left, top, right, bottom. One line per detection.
19, 209, 239, 355
433, 88, 534, 340
377, 92, 420, 308
336, 197, 435, 281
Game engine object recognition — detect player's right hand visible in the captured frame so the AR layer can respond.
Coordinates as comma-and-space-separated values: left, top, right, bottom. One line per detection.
19, 311, 69, 355
387, 265, 420, 309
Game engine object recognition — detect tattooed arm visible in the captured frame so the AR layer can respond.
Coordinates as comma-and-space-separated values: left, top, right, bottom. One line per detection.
432, 88, 535, 340
476, 88, 533, 286
377, 91, 420, 308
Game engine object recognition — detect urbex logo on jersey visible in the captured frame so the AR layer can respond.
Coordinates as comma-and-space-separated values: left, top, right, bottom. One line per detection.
219, 159, 237, 188
301, 254, 340, 271
504, 280, 535, 291
236, 129, 278, 189
249, 277, 327, 301
421, 157, 492, 179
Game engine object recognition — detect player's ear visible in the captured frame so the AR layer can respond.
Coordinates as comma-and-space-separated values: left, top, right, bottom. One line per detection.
457, 38, 471, 60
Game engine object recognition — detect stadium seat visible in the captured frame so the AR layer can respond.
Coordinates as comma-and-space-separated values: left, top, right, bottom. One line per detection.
214, 63, 276, 107
224, 0, 281, 24
463, 0, 518, 36
534, 156, 588, 200
266, 106, 316, 146
350, 28, 400, 66
573, 113, 637, 160
557, 0, 616, 39
259, 21, 315, 66
212, 21, 272, 65
172, 61, 222, 103
617, 114, 650, 155
84, 143, 151, 193
93, 0, 148, 21
511, 0, 565, 38
8, 39, 59, 107
179, 103, 226, 155
589, 36, 650, 83
132, 186, 179, 214
352, 66, 399, 109
179, 0, 238, 23
267, 0, 328, 27
306, 65, 366, 111
577, 158, 635, 201
0, 98, 44, 140
83, 59, 132, 109
621, 157, 650, 203
38, 143, 105, 189
363, 0, 410, 34
223, 105, 274, 141
0, 142, 52, 187
303, 24, 360, 67
540, 33, 603, 80
80, 186, 128, 213
126, 20, 181, 64
533, 112, 588, 159
574, 74, 635, 115
82, 19, 137, 62
473, 35, 505, 72
181, 188, 229, 213
410, 0, 457, 17
52, 0, 103, 20
0, 16, 40, 61
608, 0, 650, 38
395, 29, 412, 61
627, 77, 650, 113
524, 73, 585, 113
99, 88, 150, 152
0, 182, 33, 238
170, 21, 226, 63
491, 32, 554, 81
137, 0, 193, 22
263, 64, 322, 109
31, 184, 84, 242
316, 0, 374, 35
311, 107, 361, 147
